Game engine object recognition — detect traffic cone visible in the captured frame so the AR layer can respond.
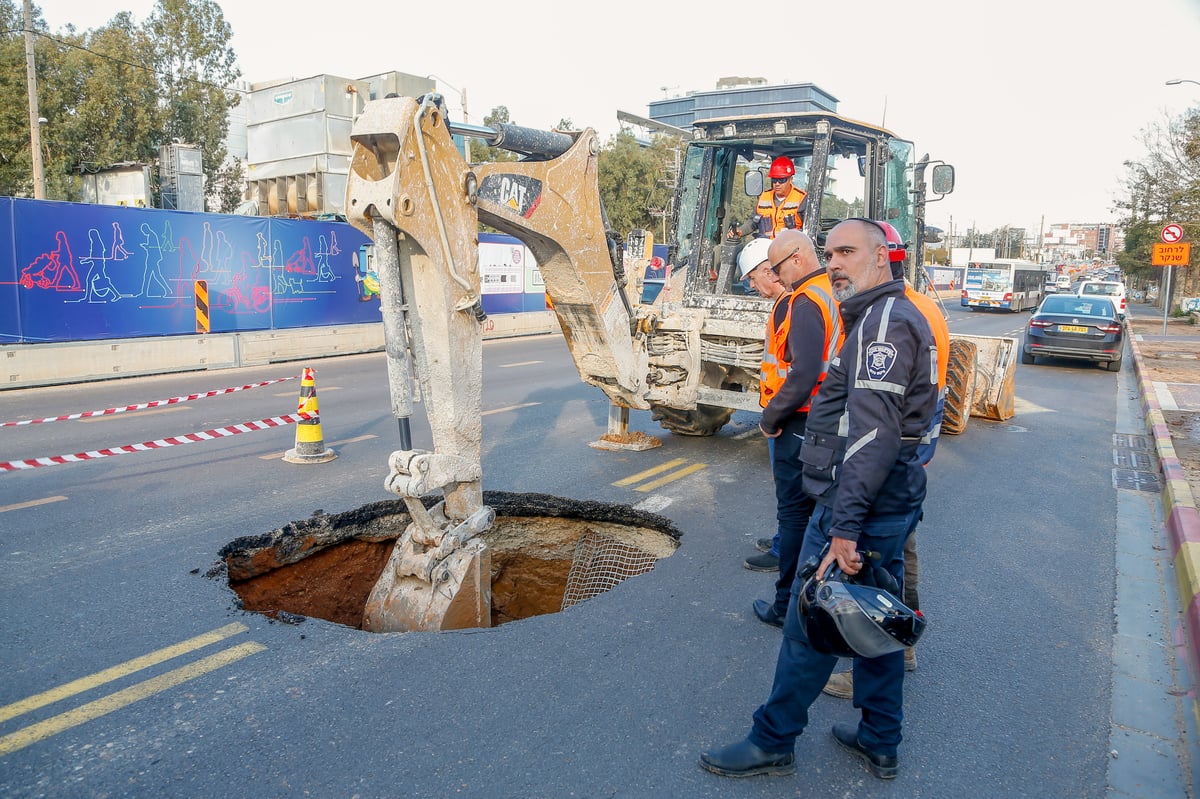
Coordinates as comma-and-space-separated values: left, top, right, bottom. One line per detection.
283, 367, 337, 464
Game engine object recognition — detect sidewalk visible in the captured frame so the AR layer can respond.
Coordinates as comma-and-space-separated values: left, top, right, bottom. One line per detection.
1125, 305, 1200, 745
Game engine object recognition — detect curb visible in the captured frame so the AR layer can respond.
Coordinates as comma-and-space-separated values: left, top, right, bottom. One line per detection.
1127, 323, 1200, 722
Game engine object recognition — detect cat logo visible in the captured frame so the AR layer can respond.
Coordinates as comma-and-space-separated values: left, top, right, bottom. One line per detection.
477, 174, 543, 219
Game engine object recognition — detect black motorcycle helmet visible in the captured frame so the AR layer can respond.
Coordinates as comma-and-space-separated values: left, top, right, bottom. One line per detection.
799, 563, 926, 658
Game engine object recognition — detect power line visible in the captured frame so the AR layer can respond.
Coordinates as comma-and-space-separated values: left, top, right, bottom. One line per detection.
0, 27, 242, 94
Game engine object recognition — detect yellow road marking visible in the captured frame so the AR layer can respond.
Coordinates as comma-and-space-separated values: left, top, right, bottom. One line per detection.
499, 361, 543, 368
612, 458, 688, 487
0, 496, 68, 513
0, 623, 248, 724
482, 402, 541, 416
634, 462, 708, 492
258, 433, 376, 460
78, 406, 189, 423
0, 641, 266, 756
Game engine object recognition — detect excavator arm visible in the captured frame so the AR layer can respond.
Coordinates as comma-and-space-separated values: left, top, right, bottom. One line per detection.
344, 94, 651, 632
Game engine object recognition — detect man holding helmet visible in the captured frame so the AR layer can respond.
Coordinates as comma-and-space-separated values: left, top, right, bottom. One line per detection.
700, 218, 937, 782
823, 219, 948, 697
728, 156, 808, 239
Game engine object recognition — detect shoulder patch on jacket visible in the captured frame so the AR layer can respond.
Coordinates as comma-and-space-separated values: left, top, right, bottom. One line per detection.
865, 341, 898, 381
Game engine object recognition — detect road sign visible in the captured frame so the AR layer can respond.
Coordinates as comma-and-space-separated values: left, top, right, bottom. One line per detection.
1162, 223, 1184, 243
1153, 242, 1191, 266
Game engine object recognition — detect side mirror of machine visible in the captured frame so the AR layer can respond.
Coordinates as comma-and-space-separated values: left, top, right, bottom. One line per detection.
931, 164, 955, 195
744, 168, 764, 198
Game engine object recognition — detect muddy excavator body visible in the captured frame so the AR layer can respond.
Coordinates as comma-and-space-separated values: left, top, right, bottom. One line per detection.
343, 93, 1006, 632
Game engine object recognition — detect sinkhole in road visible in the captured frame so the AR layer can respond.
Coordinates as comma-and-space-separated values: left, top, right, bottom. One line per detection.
218, 491, 681, 630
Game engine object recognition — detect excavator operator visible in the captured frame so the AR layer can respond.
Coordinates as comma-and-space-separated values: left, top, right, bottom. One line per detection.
728, 156, 808, 240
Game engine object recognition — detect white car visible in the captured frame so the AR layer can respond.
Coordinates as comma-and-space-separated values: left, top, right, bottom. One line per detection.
1076, 280, 1126, 318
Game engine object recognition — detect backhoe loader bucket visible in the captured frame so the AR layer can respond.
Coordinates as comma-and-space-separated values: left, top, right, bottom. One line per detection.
363, 533, 491, 632
958, 334, 1018, 422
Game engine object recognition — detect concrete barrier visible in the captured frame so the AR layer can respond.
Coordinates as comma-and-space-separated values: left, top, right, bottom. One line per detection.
1, 311, 560, 390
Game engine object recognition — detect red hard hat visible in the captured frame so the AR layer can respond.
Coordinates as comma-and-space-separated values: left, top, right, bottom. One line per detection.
875, 221, 906, 262
768, 156, 795, 179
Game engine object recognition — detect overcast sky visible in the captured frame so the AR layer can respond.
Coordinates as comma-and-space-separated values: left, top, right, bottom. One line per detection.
45, 0, 1200, 237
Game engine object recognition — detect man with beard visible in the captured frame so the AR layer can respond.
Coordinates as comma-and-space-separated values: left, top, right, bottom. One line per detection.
700, 218, 937, 782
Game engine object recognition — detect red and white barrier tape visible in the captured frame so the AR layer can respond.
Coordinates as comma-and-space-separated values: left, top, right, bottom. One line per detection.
0, 412, 315, 472
0, 376, 298, 427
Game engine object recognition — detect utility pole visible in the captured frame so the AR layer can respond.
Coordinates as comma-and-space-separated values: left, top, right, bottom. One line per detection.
23, 0, 45, 199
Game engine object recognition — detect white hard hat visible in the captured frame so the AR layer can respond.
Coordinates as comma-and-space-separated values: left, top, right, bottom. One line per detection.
737, 238, 773, 280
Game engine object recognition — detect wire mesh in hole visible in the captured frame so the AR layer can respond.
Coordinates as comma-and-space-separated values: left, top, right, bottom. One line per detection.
561, 531, 660, 610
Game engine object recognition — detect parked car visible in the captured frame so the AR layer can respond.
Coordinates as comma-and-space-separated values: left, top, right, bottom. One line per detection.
1076, 280, 1127, 319
1022, 294, 1123, 371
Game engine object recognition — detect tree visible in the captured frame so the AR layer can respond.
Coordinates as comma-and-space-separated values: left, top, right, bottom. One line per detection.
1117, 108, 1200, 302
597, 130, 678, 241
0, 0, 240, 206
144, 0, 240, 204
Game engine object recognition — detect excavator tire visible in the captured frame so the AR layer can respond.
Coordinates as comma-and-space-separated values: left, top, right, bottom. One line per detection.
650, 402, 735, 437
941, 339, 978, 436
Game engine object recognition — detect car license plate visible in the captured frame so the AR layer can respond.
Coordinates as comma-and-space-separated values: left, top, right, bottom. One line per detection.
1058, 324, 1088, 334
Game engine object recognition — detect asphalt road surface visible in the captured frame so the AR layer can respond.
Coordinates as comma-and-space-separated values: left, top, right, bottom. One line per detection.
0, 304, 1194, 798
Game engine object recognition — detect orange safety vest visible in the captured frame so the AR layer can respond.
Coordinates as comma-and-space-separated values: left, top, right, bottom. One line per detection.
759, 292, 793, 408
794, 273, 843, 412
755, 186, 807, 238
906, 286, 949, 391
759, 273, 843, 410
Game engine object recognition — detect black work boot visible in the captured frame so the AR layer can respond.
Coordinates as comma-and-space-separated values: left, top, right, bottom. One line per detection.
831, 723, 898, 779
744, 552, 779, 572
699, 738, 795, 778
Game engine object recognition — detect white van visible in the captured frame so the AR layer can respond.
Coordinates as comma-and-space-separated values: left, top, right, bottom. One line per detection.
1055, 275, 1072, 293
1076, 280, 1126, 318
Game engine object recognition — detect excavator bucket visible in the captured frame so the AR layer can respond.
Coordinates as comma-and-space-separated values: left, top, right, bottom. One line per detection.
363, 532, 491, 632
958, 334, 1018, 422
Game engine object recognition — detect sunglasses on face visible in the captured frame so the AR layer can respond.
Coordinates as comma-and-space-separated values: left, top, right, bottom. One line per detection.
771, 177, 790, 184
770, 247, 799, 272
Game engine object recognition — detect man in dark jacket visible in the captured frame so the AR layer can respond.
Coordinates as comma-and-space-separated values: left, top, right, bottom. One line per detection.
749, 229, 841, 626
700, 218, 937, 782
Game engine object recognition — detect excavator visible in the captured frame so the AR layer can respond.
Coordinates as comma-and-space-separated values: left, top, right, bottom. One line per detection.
344, 93, 1015, 633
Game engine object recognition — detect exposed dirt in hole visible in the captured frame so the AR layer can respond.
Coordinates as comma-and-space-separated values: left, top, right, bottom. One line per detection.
218, 492, 681, 630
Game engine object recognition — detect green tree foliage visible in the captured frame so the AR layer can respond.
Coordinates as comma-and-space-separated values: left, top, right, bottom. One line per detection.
1118, 108, 1200, 299
597, 130, 678, 241
0, 1, 44, 196
145, 0, 240, 194
0, 0, 239, 206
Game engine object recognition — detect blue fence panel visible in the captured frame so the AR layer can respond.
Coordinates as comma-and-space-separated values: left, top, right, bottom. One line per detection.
0, 200, 555, 344
0, 198, 18, 343
0, 198, 380, 343
260, 218, 376, 330
479, 233, 543, 315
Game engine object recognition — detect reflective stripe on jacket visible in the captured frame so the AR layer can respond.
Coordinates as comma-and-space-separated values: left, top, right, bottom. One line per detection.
759, 292, 793, 408
794, 273, 844, 412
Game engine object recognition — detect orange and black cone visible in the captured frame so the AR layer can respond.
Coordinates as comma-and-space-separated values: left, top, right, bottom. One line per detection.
283, 367, 337, 464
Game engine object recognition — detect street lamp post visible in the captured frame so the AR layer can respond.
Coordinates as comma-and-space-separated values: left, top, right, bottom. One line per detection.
426, 75, 470, 163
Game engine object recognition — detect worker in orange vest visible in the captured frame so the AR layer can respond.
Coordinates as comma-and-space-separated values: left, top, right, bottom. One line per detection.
748, 229, 844, 630
728, 156, 808, 240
